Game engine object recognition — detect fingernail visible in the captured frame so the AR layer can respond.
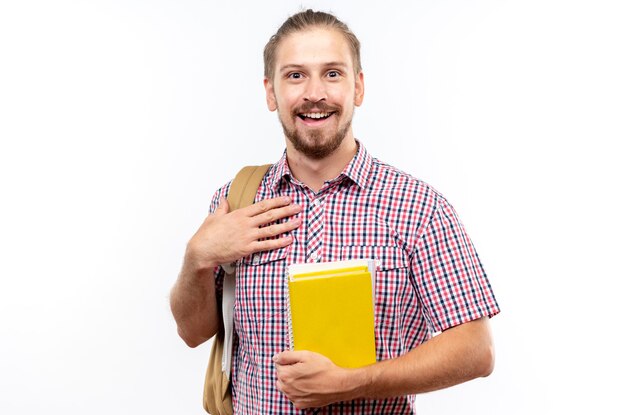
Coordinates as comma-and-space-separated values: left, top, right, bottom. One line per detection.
272, 354, 278, 362
284, 196, 291, 203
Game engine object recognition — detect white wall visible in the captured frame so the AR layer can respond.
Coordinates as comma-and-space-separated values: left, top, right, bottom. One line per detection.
1, 0, 624, 413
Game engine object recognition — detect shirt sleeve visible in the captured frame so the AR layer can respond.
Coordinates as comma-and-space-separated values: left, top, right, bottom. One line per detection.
411, 196, 500, 332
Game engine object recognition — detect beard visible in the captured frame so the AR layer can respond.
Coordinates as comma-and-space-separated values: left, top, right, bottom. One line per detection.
278, 102, 353, 160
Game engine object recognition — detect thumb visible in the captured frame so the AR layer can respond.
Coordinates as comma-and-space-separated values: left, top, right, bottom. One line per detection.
273, 350, 306, 366
214, 197, 230, 215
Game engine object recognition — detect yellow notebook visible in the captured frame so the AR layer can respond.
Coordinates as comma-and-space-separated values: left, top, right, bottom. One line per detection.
287, 259, 376, 368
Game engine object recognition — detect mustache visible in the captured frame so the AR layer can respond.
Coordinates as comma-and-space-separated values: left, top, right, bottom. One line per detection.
292, 102, 341, 115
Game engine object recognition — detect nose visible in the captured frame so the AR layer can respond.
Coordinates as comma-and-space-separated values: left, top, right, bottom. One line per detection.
303, 77, 326, 103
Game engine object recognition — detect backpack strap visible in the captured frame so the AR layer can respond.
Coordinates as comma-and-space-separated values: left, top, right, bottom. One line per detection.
227, 165, 273, 210
221, 164, 272, 378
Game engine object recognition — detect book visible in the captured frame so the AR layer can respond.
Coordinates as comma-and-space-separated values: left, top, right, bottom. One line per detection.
287, 259, 377, 368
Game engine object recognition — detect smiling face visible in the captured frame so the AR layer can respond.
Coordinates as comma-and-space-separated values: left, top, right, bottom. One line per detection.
264, 27, 364, 160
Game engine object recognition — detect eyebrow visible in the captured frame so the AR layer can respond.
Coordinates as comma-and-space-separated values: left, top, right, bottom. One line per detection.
279, 62, 349, 73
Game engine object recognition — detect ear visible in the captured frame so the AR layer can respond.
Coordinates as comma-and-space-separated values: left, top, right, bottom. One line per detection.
354, 71, 364, 107
264, 78, 277, 112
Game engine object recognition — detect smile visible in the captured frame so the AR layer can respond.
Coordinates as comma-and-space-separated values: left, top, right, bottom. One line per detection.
297, 112, 334, 121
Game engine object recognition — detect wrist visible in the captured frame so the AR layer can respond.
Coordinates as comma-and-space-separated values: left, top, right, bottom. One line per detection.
183, 243, 219, 273
343, 364, 375, 401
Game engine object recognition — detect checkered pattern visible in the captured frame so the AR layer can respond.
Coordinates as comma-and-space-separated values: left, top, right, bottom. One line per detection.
209, 142, 500, 414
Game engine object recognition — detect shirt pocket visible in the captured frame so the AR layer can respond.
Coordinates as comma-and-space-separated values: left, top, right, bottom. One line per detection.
236, 247, 289, 366
240, 246, 289, 266
340, 245, 410, 359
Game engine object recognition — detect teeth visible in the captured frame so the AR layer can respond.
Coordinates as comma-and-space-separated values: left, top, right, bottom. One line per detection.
302, 112, 330, 119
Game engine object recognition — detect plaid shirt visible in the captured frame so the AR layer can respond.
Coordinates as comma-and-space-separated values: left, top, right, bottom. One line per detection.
210, 142, 500, 414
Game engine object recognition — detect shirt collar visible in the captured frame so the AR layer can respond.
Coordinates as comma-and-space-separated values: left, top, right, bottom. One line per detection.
270, 139, 373, 191
338, 139, 373, 189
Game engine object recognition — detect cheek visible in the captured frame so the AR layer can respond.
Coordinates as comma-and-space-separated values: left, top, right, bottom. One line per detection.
275, 92, 299, 112
329, 86, 355, 106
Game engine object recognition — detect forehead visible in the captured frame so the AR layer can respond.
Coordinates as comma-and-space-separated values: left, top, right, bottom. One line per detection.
274, 27, 354, 72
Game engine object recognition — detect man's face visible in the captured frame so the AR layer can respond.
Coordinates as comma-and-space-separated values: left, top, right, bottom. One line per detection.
264, 27, 364, 160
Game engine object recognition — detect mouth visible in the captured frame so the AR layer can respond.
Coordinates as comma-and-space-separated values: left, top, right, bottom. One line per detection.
297, 111, 336, 126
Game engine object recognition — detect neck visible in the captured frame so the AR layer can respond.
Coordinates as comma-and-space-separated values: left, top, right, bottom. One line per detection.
286, 135, 358, 193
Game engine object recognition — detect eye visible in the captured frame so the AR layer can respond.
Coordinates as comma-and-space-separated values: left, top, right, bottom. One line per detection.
327, 70, 340, 78
288, 72, 302, 79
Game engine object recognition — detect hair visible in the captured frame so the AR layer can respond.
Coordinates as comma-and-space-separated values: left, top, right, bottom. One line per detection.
263, 9, 362, 81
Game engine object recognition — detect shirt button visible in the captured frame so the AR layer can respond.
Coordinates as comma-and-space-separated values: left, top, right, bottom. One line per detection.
310, 252, 319, 261
312, 199, 322, 207
252, 255, 260, 265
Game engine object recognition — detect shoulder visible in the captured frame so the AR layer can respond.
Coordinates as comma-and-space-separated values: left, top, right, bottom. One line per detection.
207, 181, 232, 214
369, 158, 447, 211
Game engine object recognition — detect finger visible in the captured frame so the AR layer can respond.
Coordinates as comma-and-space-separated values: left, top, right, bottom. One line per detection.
256, 218, 302, 240
244, 196, 293, 217
251, 203, 302, 227
273, 350, 306, 365
214, 197, 230, 216
252, 234, 294, 253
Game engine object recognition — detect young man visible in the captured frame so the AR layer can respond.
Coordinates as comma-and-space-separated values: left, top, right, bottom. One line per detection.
170, 9, 500, 414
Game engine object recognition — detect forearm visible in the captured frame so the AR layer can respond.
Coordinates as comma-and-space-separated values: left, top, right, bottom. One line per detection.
355, 317, 495, 399
170, 251, 220, 348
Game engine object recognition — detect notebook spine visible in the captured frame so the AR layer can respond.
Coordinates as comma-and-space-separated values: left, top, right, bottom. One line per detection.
285, 273, 295, 350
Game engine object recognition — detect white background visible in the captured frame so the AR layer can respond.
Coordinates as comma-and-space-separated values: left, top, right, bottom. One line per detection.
1, 0, 624, 413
